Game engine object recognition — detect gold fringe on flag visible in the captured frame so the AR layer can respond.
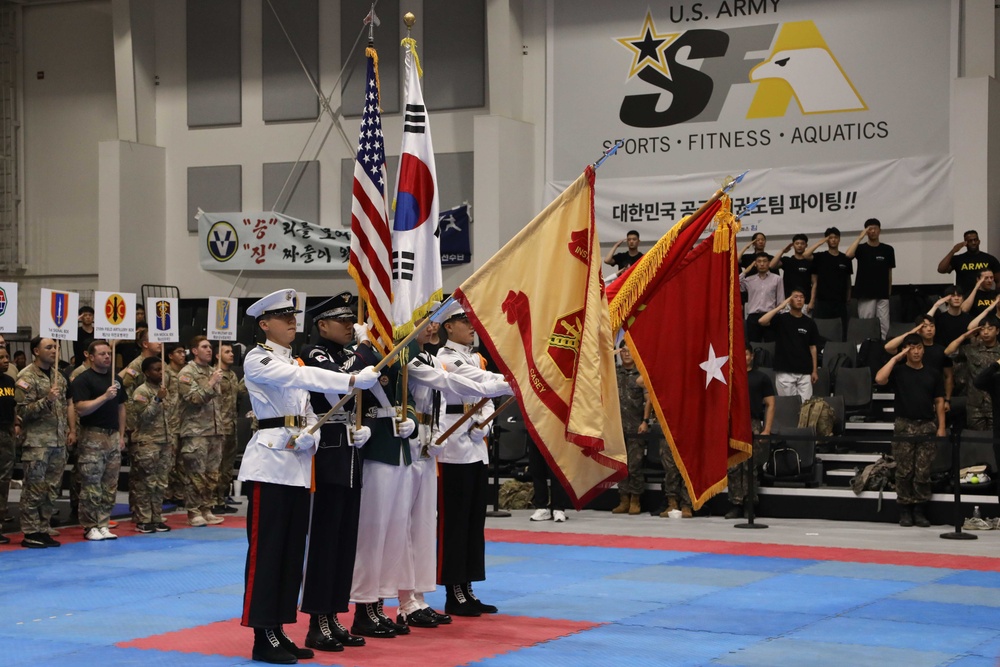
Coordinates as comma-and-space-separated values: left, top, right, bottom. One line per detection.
713, 195, 737, 253
608, 218, 687, 331
400, 37, 423, 78
392, 288, 444, 341
367, 46, 382, 111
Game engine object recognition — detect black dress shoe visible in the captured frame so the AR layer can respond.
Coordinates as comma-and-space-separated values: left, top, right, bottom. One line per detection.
305, 615, 344, 652
275, 627, 313, 659
213, 504, 238, 515
21, 532, 47, 549
0, 533, 10, 545
445, 584, 482, 617
38, 533, 62, 548
425, 607, 452, 625
399, 607, 438, 628
377, 600, 409, 635
326, 615, 365, 647
252, 628, 297, 665
351, 603, 396, 638
466, 583, 498, 614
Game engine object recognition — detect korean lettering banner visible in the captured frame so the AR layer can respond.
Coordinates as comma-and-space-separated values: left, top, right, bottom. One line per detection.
546, 0, 952, 238
199, 212, 351, 271
94, 291, 136, 340
147, 297, 179, 344
40, 289, 79, 341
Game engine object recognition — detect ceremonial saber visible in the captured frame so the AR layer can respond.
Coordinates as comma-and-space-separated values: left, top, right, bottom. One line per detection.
434, 397, 491, 445
470, 395, 517, 431
306, 297, 459, 434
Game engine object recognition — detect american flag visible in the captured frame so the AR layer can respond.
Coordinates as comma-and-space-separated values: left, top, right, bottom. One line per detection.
348, 47, 393, 350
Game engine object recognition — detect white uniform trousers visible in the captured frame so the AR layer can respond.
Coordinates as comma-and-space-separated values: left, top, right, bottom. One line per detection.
397, 453, 438, 613
350, 458, 413, 603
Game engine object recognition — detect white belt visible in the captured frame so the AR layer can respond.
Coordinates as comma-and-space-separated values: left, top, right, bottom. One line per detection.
366, 406, 397, 419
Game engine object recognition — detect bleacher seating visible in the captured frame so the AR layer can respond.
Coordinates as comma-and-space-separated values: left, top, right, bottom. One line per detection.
846, 317, 881, 345
814, 317, 843, 343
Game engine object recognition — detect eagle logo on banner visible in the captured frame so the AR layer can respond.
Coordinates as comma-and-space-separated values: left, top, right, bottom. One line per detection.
51, 292, 69, 328
105, 294, 127, 325
155, 300, 171, 331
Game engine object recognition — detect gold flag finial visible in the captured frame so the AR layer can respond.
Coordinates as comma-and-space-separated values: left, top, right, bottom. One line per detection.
403, 12, 416, 29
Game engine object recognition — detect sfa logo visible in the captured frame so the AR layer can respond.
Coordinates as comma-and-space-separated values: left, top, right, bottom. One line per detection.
615, 13, 866, 128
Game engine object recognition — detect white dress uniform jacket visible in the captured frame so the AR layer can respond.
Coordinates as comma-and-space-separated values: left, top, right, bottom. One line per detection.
435, 341, 508, 465
238, 341, 354, 488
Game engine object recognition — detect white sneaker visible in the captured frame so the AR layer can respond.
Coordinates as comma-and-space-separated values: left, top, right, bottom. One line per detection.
529, 508, 552, 522
553, 510, 567, 523
99, 526, 118, 540
85, 527, 105, 541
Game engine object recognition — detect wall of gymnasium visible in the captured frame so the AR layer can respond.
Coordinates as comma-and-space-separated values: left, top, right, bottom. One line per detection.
10, 0, 1000, 336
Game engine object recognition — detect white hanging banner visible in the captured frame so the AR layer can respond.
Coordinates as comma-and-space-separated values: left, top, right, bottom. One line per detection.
94, 291, 137, 340
0, 282, 18, 334
207, 297, 238, 341
147, 297, 179, 344
199, 211, 351, 271
546, 0, 953, 237
40, 289, 79, 341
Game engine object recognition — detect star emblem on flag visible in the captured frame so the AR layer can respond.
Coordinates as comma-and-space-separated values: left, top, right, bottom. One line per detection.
699, 343, 729, 389
615, 11, 679, 80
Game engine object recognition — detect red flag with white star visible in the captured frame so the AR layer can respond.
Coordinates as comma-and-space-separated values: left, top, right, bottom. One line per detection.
620, 198, 752, 509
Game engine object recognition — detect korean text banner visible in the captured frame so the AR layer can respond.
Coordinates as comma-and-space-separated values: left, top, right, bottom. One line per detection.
40, 289, 79, 341
94, 291, 136, 340
200, 212, 351, 271
148, 297, 179, 344
546, 0, 952, 238
0, 282, 17, 334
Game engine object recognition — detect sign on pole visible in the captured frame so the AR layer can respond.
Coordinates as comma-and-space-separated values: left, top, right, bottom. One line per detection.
39, 289, 79, 340
207, 297, 238, 341
0, 282, 18, 334
94, 291, 137, 340
148, 297, 179, 344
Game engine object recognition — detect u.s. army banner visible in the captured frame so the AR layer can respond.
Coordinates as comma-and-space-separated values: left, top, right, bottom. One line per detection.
199, 212, 351, 271
546, 0, 952, 239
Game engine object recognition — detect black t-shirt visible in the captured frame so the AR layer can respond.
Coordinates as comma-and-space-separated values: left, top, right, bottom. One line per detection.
934, 310, 973, 348
747, 368, 775, 421
810, 251, 853, 302
770, 312, 819, 374
740, 252, 779, 275
74, 328, 94, 367
779, 255, 812, 297
890, 363, 944, 421
967, 288, 998, 317
920, 343, 953, 377
853, 243, 895, 299
71, 368, 125, 430
0, 373, 15, 426
612, 251, 643, 272
950, 251, 1000, 294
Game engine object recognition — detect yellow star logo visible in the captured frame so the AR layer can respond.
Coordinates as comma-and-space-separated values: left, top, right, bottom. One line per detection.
615, 11, 679, 81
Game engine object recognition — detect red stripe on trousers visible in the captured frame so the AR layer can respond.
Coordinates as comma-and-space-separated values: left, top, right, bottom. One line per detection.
436, 462, 445, 584
241, 482, 262, 626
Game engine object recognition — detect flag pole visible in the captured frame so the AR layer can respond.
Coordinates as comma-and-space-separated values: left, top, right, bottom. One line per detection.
434, 397, 491, 445
308, 306, 443, 435
592, 141, 623, 170
471, 395, 516, 430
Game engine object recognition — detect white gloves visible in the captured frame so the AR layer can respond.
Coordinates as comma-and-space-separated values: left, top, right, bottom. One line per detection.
353, 322, 371, 345
353, 366, 380, 390
292, 431, 317, 452
350, 425, 372, 448
469, 425, 489, 442
396, 418, 416, 439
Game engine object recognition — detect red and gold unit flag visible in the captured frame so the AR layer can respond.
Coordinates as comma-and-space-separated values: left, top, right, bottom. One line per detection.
610, 196, 752, 510
454, 167, 626, 509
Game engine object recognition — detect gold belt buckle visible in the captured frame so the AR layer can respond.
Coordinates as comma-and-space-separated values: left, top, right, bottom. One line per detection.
284, 415, 302, 428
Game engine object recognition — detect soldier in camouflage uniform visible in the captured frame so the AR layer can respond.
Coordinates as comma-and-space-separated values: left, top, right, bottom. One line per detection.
660, 441, 694, 517
945, 315, 1000, 430
876, 333, 946, 528
66, 347, 90, 523
163, 344, 187, 503
17, 337, 75, 548
613, 345, 645, 515
72, 340, 127, 541
213, 343, 244, 513
725, 346, 775, 519
118, 327, 161, 398
177, 336, 226, 527
126, 357, 172, 533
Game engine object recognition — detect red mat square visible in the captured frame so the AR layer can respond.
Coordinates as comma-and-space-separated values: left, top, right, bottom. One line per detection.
117, 607, 599, 666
